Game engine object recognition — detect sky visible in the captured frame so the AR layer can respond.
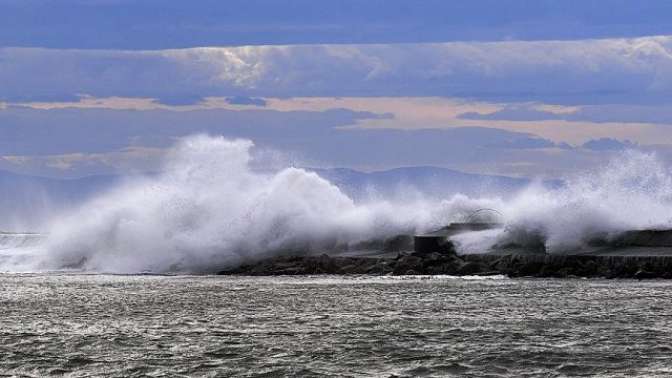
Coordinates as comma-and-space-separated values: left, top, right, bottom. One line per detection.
3, 1, 672, 178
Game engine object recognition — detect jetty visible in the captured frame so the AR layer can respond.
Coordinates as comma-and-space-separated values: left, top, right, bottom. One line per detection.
220, 224, 672, 279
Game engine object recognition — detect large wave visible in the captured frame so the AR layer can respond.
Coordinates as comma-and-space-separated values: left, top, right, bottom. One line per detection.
2, 135, 672, 273
453, 150, 672, 254
0, 136, 494, 273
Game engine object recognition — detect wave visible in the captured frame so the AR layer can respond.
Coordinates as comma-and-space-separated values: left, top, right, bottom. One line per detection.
0, 232, 46, 271
0, 233, 44, 250
5, 135, 494, 273
452, 150, 672, 255
2, 135, 672, 273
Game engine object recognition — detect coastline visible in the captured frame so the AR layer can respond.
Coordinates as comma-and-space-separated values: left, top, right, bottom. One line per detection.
218, 252, 672, 279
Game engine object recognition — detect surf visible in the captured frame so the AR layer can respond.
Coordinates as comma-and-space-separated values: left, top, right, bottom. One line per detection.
3, 135, 672, 274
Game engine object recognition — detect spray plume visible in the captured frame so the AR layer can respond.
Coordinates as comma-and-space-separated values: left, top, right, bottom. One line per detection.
2, 136, 672, 273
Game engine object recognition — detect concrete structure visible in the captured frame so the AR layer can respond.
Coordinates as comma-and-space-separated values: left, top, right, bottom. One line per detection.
413, 222, 501, 255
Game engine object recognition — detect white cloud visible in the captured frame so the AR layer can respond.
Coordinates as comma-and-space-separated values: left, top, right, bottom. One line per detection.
0, 147, 165, 178
4, 36, 672, 103
7, 36, 672, 178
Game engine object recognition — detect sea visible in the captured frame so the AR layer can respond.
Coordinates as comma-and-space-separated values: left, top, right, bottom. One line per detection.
2, 274, 672, 377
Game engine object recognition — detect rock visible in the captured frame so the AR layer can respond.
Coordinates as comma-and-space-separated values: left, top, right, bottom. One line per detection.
314, 254, 337, 273
413, 235, 455, 255
337, 264, 360, 274
474, 271, 502, 276
421, 252, 449, 269
275, 267, 306, 275
634, 269, 657, 280
218, 251, 672, 279
457, 261, 483, 275
393, 255, 423, 275
367, 260, 393, 275
576, 259, 602, 277
382, 234, 414, 252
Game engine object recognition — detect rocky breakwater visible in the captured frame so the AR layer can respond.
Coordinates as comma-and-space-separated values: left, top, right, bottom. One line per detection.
219, 228, 672, 278
219, 252, 472, 276
218, 252, 672, 279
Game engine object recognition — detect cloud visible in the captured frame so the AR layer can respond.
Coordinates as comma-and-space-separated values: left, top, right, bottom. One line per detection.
0, 105, 595, 177
4, 36, 672, 104
2, 1, 672, 49
461, 106, 567, 122
582, 138, 637, 151
0, 106, 386, 155
155, 94, 205, 106
486, 136, 562, 150
225, 96, 267, 107
0, 147, 165, 178
459, 102, 672, 125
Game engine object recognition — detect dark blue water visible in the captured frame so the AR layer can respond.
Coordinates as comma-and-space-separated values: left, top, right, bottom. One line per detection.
1, 274, 671, 377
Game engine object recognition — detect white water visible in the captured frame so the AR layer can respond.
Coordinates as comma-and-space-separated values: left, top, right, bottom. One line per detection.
0, 136, 496, 272
2, 136, 672, 273
0, 233, 43, 250
453, 150, 672, 254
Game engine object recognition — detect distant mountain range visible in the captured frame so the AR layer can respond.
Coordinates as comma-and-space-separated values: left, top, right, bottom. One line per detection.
0, 170, 119, 229
0, 167, 549, 229
311, 166, 536, 200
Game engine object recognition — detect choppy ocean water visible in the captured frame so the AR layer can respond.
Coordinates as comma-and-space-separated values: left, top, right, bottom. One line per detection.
2, 274, 672, 377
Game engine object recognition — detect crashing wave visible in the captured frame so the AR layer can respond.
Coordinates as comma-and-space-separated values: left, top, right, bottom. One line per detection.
2, 135, 672, 273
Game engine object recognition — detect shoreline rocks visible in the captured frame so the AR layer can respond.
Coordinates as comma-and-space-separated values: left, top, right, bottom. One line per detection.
218, 251, 672, 279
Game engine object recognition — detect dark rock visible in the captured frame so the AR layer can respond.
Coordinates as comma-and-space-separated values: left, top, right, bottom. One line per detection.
275, 267, 305, 275
337, 264, 360, 274
613, 230, 672, 247
457, 261, 483, 275
367, 260, 393, 275
393, 255, 423, 275
383, 234, 414, 252
474, 271, 502, 276
634, 269, 657, 280
351, 234, 414, 253
421, 252, 448, 269
218, 249, 672, 279
413, 235, 455, 255
576, 259, 598, 276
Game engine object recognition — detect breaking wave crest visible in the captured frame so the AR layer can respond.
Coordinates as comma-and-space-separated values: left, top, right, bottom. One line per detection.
1, 136, 493, 273
2, 135, 672, 273
453, 150, 672, 254
0, 233, 44, 250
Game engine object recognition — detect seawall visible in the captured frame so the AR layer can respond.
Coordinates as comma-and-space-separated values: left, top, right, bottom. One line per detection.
219, 251, 672, 279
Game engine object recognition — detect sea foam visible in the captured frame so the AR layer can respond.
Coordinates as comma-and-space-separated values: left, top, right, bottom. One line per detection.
13, 136, 489, 272
2, 135, 672, 273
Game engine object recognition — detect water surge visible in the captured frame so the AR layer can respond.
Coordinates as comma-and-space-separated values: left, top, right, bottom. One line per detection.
2, 136, 672, 273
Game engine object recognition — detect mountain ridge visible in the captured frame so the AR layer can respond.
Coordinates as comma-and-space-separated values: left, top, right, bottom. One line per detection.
0, 166, 545, 228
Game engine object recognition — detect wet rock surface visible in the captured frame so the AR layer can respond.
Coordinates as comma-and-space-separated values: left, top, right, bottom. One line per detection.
219, 251, 672, 279
215, 228, 672, 278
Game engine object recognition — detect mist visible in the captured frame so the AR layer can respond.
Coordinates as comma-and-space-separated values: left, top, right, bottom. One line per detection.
2, 135, 672, 273
1, 135, 494, 272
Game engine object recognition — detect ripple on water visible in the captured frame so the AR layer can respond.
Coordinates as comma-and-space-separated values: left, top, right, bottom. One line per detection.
1, 274, 672, 377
